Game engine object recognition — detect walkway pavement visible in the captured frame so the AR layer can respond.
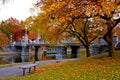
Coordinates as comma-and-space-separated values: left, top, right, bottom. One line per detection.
0, 58, 79, 79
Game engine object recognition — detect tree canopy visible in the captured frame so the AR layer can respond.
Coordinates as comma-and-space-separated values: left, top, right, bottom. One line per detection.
29, 0, 120, 57
0, 32, 9, 47
0, 17, 21, 39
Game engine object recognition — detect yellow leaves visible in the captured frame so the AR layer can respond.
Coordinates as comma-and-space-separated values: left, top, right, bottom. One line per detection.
34, 68, 46, 73
66, 13, 73, 21
58, 13, 72, 23
85, 9, 91, 16
59, 17, 66, 23
47, 1, 67, 14
0, 32, 9, 46
34, 53, 120, 79
85, 1, 117, 18
69, 3, 75, 9
31, 0, 119, 47
62, 22, 67, 29
85, 5, 95, 16
101, 1, 116, 17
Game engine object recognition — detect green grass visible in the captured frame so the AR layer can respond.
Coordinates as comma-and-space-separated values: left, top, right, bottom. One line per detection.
2, 51, 120, 80
0, 62, 34, 68
0, 64, 14, 68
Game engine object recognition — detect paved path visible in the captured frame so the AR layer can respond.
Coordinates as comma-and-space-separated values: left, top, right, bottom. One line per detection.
0, 58, 79, 79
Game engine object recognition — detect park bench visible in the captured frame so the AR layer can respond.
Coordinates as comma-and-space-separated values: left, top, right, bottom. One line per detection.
20, 63, 37, 75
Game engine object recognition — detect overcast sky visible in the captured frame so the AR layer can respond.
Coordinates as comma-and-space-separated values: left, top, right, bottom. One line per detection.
0, 0, 37, 21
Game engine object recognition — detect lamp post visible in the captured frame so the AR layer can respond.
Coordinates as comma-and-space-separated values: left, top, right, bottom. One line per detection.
23, 27, 28, 42
10, 35, 12, 43
36, 29, 41, 43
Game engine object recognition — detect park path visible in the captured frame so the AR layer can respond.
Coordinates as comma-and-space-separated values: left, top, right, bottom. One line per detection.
0, 58, 79, 79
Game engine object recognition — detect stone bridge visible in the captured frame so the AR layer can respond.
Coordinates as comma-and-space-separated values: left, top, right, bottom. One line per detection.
13, 41, 81, 62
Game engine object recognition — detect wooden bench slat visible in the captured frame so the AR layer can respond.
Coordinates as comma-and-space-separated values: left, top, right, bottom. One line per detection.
20, 64, 37, 68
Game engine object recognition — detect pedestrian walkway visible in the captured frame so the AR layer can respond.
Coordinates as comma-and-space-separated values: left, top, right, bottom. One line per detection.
0, 58, 79, 79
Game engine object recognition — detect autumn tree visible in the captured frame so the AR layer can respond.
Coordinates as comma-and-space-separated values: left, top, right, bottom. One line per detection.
34, 0, 120, 57
0, 32, 9, 47
84, 0, 120, 57
68, 18, 106, 57
13, 29, 29, 41
0, 17, 21, 39
29, 0, 109, 57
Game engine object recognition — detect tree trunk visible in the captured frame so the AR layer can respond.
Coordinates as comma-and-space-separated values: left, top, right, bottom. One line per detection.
85, 44, 91, 57
103, 28, 115, 57
34, 46, 40, 61
108, 41, 115, 57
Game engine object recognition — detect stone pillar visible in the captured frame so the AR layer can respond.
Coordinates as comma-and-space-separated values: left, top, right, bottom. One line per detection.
21, 46, 29, 62
56, 46, 67, 59
34, 46, 40, 61
62, 46, 67, 58
71, 46, 80, 58
56, 46, 63, 59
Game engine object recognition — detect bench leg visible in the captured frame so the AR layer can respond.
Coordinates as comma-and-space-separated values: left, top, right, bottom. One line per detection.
23, 68, 26, 76
29, 68, 31, 73
34, 66, 36, 71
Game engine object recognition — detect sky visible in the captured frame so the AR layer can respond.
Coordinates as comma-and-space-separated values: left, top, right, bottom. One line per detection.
0, 0, 38, 21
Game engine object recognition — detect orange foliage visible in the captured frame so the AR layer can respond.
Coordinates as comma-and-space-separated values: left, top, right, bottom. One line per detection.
28, 32, 38, 40
33, 0, 111, 42
42, 56, 53, 61
0, 32, 9, 46
34, 61, 65, 74
0, 17, 21, 39
34, 68, 46, 73
8, 17, 21, 32
32, 0, 119, 57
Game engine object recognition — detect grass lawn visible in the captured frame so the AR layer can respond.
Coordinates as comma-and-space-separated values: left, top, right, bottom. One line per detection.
2, 51, 120, 80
